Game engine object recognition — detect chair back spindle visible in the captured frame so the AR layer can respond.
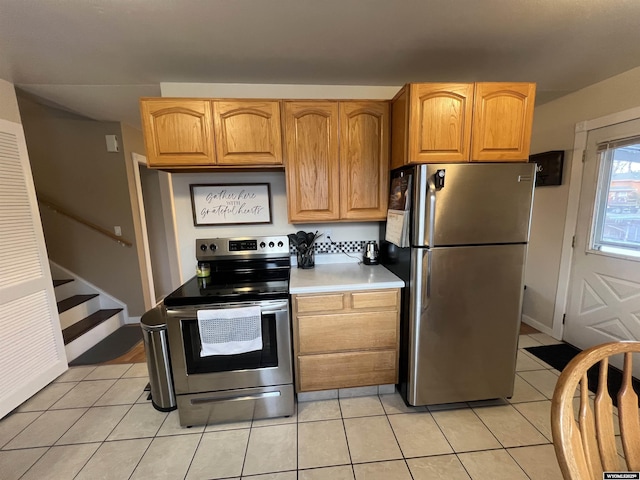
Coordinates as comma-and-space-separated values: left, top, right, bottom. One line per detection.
551, 341, 640, 480
593, 358, 619, 472
619, 352, 640, 470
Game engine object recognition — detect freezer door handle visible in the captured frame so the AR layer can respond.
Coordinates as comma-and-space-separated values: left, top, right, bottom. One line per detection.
428, 174, 437, 248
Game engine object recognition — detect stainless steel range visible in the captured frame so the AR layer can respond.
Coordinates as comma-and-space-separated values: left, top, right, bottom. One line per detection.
164, 235, 294, 427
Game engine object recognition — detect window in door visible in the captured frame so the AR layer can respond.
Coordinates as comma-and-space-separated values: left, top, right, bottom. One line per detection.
591, 137, 640, 258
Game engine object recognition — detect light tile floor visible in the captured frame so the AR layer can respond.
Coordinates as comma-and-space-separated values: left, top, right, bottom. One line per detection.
0, 333, 575, 479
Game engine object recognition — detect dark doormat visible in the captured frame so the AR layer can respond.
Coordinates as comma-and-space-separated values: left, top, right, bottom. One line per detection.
525, 343, 582, 372
525, 343, 640, 406
69, 325, 143, 366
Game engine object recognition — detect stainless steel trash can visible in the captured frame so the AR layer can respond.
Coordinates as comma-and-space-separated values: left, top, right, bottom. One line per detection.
141, 306, 176, 411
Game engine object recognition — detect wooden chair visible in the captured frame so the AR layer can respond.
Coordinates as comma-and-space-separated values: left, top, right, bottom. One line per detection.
551, 341, 640, 480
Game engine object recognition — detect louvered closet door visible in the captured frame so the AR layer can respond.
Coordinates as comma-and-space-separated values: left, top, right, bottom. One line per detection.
0, 118, 67, 419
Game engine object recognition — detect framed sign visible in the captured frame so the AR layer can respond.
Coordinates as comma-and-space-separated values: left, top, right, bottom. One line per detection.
190, 183, 272, 225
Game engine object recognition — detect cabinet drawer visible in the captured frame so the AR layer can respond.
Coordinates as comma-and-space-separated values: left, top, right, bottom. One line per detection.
298, 350, 397, 392
298, 311, 398, 354
295, 293, 344, 314
351, 290, 398, 310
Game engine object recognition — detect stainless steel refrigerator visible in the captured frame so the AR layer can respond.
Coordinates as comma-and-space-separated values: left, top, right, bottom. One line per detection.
381, 163, 535, 406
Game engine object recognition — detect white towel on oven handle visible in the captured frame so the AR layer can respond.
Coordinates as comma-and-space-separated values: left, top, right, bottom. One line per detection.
197, 305, 262, 356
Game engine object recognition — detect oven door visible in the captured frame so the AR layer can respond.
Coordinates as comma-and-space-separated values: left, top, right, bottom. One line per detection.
166, 299, 292, 395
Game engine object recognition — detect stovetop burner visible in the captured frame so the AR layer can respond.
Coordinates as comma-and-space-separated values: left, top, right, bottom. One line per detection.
164, 235, 291, 308
163, 277, 290, 307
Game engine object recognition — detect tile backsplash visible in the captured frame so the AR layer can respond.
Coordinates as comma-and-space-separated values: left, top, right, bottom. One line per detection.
289, 240, 377, 255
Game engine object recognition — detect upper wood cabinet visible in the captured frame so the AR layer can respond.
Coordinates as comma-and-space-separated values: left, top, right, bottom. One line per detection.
140, 99, 215, 167
140, 98, 283, 168
339, 101, 389, 220
470, 82, 536, 162
390, 82, 535, 166
284, 100, 389, 223
212, 100, 282, 166
284, 101, 340, 222
408, 83, 474, 164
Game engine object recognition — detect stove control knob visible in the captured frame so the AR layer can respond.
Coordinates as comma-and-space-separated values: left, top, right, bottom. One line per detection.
209, 243, 217, 252
199, 244, 208, 252
277, 241, 284, 247
260, 242, 266, 249
268, 241, 275, 248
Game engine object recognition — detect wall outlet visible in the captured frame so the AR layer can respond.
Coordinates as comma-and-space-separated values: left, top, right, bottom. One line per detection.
114, 226, 122, 236
324, 229, 332, 240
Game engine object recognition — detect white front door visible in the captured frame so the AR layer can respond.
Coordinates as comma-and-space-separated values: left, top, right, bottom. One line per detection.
564, 118, 640, 371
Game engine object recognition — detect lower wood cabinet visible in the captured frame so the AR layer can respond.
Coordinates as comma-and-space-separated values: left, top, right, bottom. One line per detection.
291, 288, 400, 392
298, 350, 397, 392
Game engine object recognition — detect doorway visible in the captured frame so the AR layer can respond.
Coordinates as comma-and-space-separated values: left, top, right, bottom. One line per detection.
564, 118, 640, 370
131, 153, 182, 304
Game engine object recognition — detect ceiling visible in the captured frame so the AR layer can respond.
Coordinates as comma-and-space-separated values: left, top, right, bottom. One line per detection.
2, 0, 640, 128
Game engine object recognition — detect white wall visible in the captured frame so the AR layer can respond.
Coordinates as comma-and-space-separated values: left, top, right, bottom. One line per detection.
162, 83, 400, 281
523, 66, 640, 335
139, 165, 175, 301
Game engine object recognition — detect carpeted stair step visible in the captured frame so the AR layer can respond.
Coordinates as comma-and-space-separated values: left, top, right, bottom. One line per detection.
53, 278, 74, 288
62, 308, 124, 344
57, 294, 99, 314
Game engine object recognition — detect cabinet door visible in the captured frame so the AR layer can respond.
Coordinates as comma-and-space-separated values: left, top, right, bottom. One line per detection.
140, 99, 215, 167
408, 83, 474, 163
297, 350, 398, 391
390, 86, 409, 170
212, 100, 283, 166
284, 102, 340, 222
297, 311, 398, 354
339, 101, 390, 220
470, 82, 536, 162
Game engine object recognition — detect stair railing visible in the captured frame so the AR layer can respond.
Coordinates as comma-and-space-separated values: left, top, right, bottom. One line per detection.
38, 197, 133, 248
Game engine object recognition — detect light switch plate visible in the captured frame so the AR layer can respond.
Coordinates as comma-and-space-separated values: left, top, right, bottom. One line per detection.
105, 134, 119, 152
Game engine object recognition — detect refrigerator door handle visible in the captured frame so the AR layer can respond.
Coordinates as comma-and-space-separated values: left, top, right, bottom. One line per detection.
426, 249, 432, 299
410, 247, 429, 399
413, 249, 430, 312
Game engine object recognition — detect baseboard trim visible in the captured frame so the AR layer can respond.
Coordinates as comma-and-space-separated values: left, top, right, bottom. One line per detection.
522, 314, 558, 339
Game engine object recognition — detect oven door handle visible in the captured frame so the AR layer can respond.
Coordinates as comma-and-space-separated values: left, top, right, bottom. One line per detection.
168, 300, 289, 315
258, 301, 289, 313
190, 390, 281, 405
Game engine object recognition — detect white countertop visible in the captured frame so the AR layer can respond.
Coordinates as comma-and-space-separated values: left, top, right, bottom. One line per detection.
289, 263, 404, 294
